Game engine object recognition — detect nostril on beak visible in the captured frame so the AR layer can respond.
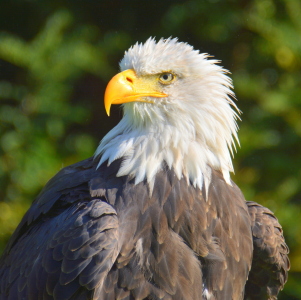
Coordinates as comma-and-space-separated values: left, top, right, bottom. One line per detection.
126, 77, 133, 84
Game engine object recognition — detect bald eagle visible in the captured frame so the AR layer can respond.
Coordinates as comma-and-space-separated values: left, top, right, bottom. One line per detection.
0, 38, 289, 300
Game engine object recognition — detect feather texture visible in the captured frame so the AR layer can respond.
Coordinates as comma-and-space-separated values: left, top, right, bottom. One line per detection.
0, 158, 289, 299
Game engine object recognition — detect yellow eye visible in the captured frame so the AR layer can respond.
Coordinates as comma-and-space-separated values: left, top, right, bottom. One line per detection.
159, 72, 175, 84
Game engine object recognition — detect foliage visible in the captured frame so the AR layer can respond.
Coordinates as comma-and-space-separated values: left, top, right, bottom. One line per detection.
0, 0, 300, 298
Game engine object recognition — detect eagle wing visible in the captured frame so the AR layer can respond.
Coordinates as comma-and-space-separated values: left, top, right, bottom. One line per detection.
245, 201, 290, 299
0, 159, 119, 300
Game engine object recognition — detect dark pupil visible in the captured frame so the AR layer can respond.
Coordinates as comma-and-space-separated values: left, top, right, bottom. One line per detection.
163, 74, 170, 80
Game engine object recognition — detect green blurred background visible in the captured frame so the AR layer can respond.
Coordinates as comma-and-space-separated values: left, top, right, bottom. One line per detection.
0, 0, 300, 298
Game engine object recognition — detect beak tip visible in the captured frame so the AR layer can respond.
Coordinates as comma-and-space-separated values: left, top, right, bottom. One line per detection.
104, 97, 111, 116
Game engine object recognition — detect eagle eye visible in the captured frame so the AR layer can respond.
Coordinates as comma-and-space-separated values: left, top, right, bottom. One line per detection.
159, 72, 175, 84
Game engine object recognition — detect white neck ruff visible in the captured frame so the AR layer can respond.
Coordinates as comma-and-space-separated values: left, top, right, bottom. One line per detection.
95, 102, 236, 193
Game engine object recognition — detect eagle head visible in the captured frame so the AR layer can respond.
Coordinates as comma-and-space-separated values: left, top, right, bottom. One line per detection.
96, 38, 240, 191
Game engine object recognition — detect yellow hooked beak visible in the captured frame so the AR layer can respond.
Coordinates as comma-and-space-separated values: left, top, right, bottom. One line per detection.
104, 69, 167, 116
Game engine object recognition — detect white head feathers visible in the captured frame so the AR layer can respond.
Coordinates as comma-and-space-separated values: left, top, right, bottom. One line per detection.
95, 37, 240, 192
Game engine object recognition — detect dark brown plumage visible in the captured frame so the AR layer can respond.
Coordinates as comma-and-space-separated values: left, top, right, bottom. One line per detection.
0, 158, 289, 299
245, 202, 290, 299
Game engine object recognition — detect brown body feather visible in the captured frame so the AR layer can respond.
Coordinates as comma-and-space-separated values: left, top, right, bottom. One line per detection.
245, 202, 290, 299
0, 158, 289, 299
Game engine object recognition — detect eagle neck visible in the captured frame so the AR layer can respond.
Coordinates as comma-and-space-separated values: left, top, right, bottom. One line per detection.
95, 112, 231, 192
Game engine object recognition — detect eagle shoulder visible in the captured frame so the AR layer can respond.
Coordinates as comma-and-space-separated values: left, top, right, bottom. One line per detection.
244, 201, 290, 299
0, 158, 120, 299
